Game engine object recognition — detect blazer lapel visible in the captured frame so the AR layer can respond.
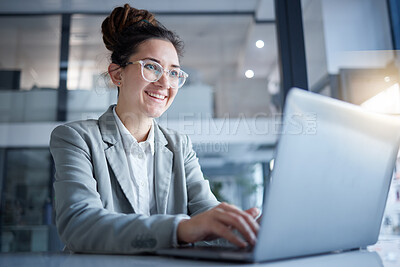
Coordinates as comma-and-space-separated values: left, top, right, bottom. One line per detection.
99, 105, 137, 212
154, 122, 173, 214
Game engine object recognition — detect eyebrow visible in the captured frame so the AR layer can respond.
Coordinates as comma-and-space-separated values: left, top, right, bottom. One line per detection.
144, 57, 180, 68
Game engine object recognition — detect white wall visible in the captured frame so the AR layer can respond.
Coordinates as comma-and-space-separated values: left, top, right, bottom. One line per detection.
321, 0, 393, 73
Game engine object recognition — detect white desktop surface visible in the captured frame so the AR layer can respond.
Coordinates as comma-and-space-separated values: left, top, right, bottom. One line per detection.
0, 250, 382, 267
1, 237, 399, 267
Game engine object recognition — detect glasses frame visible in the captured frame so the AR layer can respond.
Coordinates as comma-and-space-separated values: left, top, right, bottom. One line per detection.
125, 59, 188, 89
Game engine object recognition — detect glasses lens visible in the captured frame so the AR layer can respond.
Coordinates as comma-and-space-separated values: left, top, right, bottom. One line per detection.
177, 72, 187, 88
142, 61, 162, 82
167, 69, 181, 89
167, 70, 188, 89
140, 60, 188, 89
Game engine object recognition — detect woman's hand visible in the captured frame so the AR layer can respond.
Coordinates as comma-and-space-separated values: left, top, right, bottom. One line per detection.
177, 202, 260, 248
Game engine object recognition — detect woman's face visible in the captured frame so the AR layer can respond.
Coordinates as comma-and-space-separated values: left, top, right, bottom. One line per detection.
117, 39, 180, 119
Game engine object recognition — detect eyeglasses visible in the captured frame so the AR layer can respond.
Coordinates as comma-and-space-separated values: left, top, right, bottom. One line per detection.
125, 59, 188, 89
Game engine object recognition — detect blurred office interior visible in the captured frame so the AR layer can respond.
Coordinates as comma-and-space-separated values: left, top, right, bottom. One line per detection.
0, 0, 400, 253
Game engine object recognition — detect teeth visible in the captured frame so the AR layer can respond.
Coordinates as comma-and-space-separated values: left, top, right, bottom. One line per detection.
147, 92, 166, 100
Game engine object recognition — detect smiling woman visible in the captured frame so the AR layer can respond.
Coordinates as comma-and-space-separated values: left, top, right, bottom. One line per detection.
49, 3, 260, 254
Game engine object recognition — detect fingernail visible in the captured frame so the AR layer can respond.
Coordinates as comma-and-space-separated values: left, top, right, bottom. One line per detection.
251, 235, 256, 245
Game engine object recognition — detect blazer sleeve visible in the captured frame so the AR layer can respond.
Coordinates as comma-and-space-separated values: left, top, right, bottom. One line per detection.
50, 124, 188, 254
183, 135, 220, 216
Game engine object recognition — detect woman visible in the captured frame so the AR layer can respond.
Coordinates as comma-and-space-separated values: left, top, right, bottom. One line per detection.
50, 4, 259, 254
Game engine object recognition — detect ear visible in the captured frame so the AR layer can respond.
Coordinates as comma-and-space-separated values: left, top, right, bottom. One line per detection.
108, 63, 123, 86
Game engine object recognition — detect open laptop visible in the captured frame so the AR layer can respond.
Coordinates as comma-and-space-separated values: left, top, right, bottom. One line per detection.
157, 88, 400, 262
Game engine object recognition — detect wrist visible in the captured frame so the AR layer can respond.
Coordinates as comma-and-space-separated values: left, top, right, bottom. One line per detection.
177, 218, 191, 244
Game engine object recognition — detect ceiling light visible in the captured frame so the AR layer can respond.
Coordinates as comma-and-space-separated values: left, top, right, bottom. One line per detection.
384, 76, 391, 83
256, 40, 264, 48
269, 158, 275, 171
245, 70, 254, 78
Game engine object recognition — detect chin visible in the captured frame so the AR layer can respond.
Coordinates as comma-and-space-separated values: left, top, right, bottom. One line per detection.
147, 110, 166, 118
145, 103, 171, 118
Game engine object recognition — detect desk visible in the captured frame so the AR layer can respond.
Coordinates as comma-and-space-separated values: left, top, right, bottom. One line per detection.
0, 250, 385, 267
1, 237, 399, 267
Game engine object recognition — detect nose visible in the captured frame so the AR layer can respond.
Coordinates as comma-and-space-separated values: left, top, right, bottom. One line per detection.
154, 71, 171, 88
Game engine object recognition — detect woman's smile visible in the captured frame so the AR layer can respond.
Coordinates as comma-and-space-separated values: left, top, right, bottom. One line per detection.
144, 90, 168, 102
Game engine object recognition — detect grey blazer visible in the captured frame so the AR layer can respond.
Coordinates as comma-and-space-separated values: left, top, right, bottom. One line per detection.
50, 105, 219, 254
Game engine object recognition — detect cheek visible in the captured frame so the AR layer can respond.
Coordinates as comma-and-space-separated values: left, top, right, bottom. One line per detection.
169, 90, 178, 102
123, 70, 145, 89
165, 91, 178, 108
124, 80, 147, 97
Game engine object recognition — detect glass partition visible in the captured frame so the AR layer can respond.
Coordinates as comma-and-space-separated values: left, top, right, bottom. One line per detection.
302, 0, 394, 99
0, 15, 61, 122
66, 14, 279, 121
302, 0, 400, 238
158, 14, 278, 209
68, 15, 109, 91
0, 148, 62, 252
160, 15, 279, 119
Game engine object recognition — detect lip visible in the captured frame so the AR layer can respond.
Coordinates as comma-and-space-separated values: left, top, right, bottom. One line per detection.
144, 90, 168, 102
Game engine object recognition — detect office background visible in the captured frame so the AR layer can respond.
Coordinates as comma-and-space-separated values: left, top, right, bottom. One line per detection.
0, 0, 399, 252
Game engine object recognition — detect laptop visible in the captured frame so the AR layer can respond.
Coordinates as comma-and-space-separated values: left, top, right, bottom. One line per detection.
157, 88, 400, 262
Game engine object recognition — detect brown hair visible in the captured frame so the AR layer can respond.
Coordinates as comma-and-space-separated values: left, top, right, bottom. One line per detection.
101, 3, 184, 67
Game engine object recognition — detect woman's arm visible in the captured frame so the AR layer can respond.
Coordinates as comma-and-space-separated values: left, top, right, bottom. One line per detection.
180, 135, 260, 247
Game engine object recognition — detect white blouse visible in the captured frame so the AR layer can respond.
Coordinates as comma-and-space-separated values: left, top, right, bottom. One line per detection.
112, 107, 156, 216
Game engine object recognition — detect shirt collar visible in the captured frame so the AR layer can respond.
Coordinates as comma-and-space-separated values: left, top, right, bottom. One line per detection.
147, 120, 155, 155
112, 107, 155, 155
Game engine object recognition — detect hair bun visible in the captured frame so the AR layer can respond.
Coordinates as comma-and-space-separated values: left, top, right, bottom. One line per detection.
101, 3, 156, 51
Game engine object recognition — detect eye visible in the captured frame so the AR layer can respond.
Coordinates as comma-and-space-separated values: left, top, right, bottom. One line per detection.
169, 69, 180, 78
144, 62, 157, 71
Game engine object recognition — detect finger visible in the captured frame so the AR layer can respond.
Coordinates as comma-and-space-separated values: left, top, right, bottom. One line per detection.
256, 214, 263, 224
218, 203, 259, 235
245, 208, 262, 226
214, 209, 256, 246
244, 207, 260, 219
212, 221, 248, 248
220, 203, 259, 223
219, 204, 259, 236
